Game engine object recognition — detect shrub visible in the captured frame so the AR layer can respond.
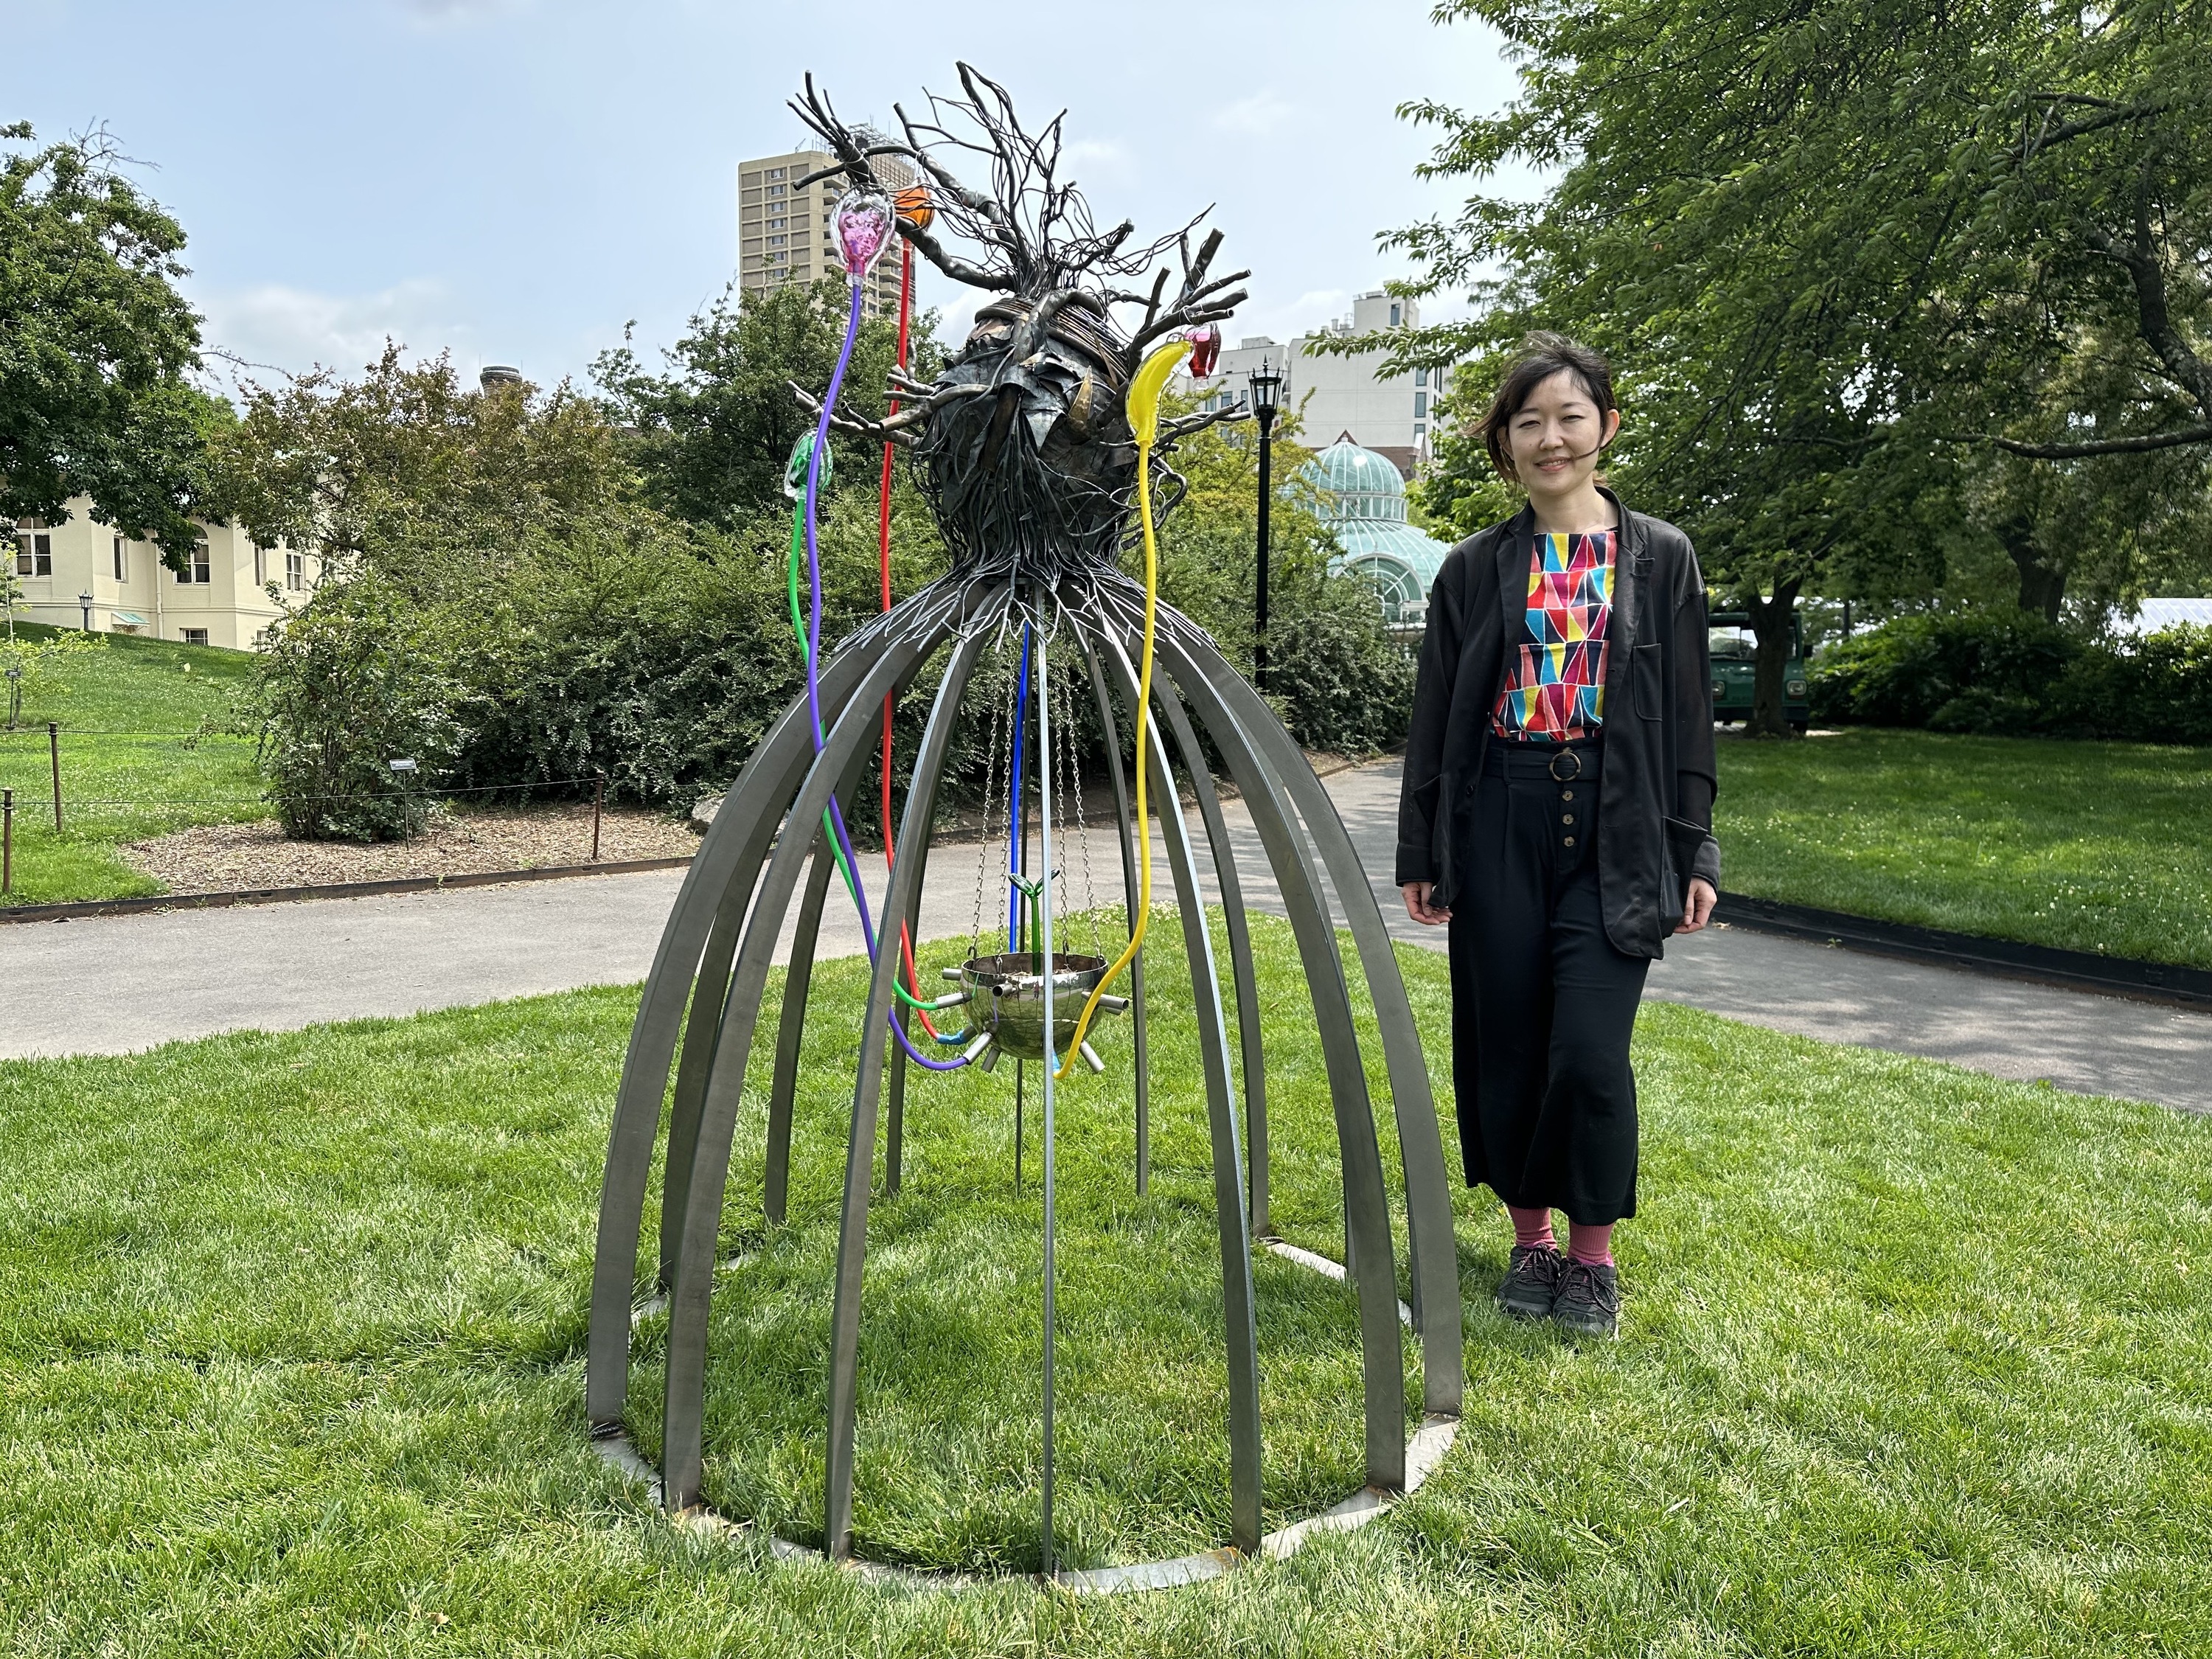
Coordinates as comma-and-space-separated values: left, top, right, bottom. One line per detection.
251, 578, 458, 841
1154, 411, 1416, 755
1807, 611, 2079, 732
243, 358, 1422, 847
1810, 611, 2212, 743
2050, 624, 2212, 745
1258, 571, 1418, 753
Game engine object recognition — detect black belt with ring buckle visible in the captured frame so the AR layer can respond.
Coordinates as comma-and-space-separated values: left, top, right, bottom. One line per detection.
1548, 748, 1585, 782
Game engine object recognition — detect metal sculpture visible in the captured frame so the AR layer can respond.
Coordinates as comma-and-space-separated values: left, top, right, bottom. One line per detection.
586, 64, 1464, 1582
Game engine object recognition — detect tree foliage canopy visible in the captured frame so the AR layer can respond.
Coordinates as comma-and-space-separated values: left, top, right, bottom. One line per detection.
591, 282, 921, 531
216, 344, 637, 591
1392, 0, 2212, 622
0, 123, 231, 558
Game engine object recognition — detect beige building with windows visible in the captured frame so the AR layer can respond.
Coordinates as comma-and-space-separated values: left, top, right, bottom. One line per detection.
737, 147, 918, 318
9, 502, 319, 650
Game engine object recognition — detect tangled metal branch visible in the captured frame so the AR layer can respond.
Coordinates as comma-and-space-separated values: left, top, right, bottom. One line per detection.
787, 65, 1252, 594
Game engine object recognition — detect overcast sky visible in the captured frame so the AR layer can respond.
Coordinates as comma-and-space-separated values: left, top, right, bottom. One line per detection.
9, 0, 1530, 393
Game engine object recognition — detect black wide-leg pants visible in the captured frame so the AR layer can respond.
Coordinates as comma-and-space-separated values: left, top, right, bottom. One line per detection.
1448, 745, 1650, 1224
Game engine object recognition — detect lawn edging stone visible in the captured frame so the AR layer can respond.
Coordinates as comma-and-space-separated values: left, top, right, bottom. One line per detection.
0, 853, 696, 925
1717, 889, 2212, 1011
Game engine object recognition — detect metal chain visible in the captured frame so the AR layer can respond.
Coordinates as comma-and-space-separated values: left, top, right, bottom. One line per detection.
972, 649, 1008, 964
1060, 642, 1101, 957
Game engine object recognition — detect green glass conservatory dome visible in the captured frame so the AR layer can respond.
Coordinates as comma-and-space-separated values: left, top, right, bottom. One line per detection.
1304, 434, 1453, 629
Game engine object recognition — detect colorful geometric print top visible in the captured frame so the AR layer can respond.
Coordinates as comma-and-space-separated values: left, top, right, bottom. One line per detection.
1489, 529, 1615, 740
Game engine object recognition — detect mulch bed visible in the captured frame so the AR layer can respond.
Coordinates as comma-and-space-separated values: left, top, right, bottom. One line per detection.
122, 804, 698, 892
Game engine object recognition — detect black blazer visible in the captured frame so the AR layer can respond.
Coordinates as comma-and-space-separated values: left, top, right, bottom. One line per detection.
1395, 490, 1722, 960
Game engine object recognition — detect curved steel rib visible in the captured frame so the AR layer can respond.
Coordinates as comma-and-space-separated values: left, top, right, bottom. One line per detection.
1124, 626, 1269, 1234
823, 625, 995, 1557
1087, 619, 1265, 1554
661, 611, 974, 1512
764, 837, 837, 1225
1106, 613, 1406, 1493
1149, 605, 1465, 1419
759, 717, 887, 1227
1082, 644, 1152, 1192
588, 584, 961, 1427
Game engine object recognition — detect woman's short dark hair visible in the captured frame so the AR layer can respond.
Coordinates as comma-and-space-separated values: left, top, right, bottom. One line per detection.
1475, 332, 1617, 482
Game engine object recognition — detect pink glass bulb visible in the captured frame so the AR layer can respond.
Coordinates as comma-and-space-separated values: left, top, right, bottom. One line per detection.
1186, 325, 1222, 377
833, 191, 896, 281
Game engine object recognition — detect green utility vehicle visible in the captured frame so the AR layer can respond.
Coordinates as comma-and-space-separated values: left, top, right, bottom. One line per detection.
1708, 610, 1810, 732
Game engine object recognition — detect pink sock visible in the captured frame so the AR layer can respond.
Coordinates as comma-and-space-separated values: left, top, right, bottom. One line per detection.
1567, 1222, 1614, 1267
1507, 1206, 1557, 1253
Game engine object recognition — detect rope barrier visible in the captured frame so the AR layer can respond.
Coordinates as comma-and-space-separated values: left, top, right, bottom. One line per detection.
0, 776, 606, 812
0, 734, 254, 748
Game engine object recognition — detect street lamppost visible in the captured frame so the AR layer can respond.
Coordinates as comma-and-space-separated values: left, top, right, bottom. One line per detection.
1248, 357, 1283, 692
78, 591, 93, 632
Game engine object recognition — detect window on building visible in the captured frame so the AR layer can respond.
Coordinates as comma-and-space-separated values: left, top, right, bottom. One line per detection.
286, 551, 305, 591
768, 167, 785, 179
1413, 422, 1427, 439
181, 627, 209, 646
1414, 391, 1427, 418
1388, 302, 1402, 326
176, 541, 211, 584
768, 182, 787, 197
254, 545, 266, 585
16, 532, 52, 577
113, 537, 128, 580
1416, 366, 1429, 387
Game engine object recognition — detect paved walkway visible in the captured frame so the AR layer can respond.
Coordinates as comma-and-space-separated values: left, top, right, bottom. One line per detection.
5, 761, 2206, 1115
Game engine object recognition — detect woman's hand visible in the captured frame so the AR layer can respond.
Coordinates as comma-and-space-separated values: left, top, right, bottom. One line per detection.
1675, 877, 1717, 935
1402, 881, 1452, 926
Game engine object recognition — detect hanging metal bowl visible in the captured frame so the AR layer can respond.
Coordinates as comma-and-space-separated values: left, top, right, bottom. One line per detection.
953, 950, 1124, 1065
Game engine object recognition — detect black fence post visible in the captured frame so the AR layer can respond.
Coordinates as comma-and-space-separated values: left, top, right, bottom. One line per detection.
591, 772, 605, 863
3, 787, 13, 895
47, 723, 61, 833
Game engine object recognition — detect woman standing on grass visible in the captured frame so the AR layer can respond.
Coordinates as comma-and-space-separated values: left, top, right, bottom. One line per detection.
1396, 333, 1720, 1338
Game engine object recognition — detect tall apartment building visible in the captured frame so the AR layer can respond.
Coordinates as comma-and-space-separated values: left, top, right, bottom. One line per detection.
737, 148, 918, 318
9, 505, 320, 650
1186, 291, 1451, 479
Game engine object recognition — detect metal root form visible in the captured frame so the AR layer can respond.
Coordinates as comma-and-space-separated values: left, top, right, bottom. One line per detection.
585, 65, 1463, 1585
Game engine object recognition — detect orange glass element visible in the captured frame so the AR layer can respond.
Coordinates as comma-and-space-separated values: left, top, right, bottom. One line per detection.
894, 185, 934, 229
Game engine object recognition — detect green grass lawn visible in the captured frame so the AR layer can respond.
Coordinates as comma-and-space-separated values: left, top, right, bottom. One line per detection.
1717, 727, 2212, 969
3, 915, 2208, 1655
0, 623, 264, 906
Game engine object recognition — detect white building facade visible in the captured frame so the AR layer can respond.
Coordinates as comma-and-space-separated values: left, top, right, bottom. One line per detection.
9, 503, 319, 650
1185, 291, 1453, 479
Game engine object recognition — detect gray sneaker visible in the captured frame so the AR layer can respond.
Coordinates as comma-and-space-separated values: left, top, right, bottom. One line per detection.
1494, 1244, 1565, 1319
1551, 1259, 1621, 1338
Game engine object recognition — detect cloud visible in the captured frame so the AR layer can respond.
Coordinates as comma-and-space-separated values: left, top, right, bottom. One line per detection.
390, 0, 527, 24
193, 279, 479, 386
1213, 92, 1294, 139
1061, 137, 1133, 184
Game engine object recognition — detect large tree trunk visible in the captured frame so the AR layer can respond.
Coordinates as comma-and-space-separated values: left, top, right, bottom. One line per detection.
2000, 535, 2062, 628
1743, 576, 1801, 739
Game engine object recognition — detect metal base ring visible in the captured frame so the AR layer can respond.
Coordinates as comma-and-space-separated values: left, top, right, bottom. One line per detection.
592, 1240, 1459, 1595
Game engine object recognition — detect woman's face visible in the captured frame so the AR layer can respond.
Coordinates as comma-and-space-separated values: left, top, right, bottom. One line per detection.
1506, 369, 1621, 496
